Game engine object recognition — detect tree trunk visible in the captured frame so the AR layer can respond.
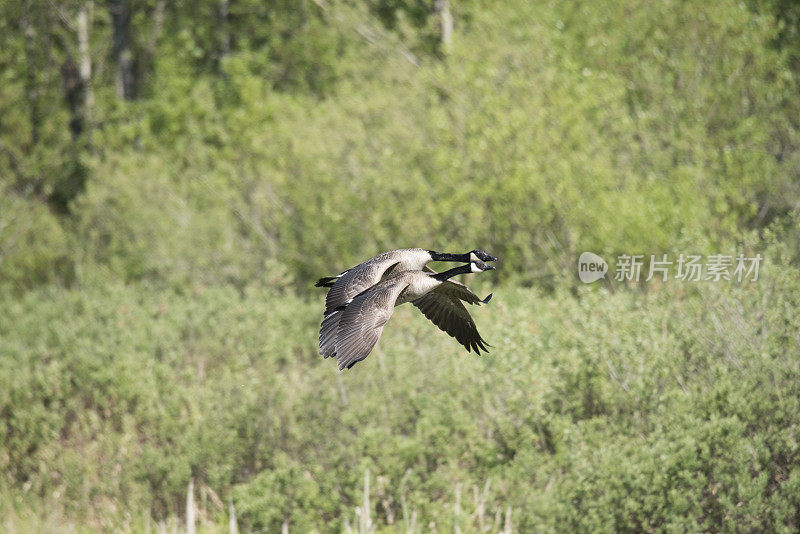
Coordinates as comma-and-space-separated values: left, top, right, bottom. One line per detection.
219, 0, 230, 58
141, 0, 165, 77
61, 57, 84, 138
107, 0, 136, 100
21, 2, 41, 143
77, 1, 94, 134
434, 0, 452, 54
62, 2, 93, 141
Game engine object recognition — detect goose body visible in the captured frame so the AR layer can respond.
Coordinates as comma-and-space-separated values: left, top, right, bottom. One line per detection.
320, 261, 494, 370
315, 248, 496, 317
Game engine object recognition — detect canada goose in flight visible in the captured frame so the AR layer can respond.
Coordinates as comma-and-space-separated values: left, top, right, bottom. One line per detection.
315, 248, 497, 317
320, 261, 495, 370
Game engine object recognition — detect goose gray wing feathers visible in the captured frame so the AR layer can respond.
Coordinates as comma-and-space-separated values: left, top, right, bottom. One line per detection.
323, 259, 402, 315
319, 259, 400, 358
319, 308, 342, 359
333, 281, 408, 370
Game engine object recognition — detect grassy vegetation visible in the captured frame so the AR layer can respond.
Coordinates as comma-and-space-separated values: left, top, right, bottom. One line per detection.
3, 0, 800, 531
3, 0, 800, 291
1, 240, 798, 531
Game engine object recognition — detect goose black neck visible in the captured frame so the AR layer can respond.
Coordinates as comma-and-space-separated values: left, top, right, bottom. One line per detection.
429, 251, 470, 262
432, 263, 472, 282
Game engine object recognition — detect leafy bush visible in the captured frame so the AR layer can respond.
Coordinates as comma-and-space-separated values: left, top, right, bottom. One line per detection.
2, 0, 798, 288
0, 190, 71, 290
1, 241, 798, 531
2, 0, 800, 530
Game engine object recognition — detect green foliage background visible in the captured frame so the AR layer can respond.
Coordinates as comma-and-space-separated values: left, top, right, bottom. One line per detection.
1, 0, 799, 531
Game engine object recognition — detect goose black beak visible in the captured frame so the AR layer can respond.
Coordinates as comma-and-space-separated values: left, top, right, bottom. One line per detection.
472, 249, 498, 262
485, 265, 496, 270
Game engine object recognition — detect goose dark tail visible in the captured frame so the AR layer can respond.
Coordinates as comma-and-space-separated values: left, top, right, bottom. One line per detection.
315, 277, 337, 287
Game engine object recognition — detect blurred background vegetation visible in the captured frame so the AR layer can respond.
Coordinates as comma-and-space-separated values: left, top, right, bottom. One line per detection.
1, 0, 800, 531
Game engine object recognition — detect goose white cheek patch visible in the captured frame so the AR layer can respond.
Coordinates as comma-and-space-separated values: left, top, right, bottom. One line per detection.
471, 263, 482, 273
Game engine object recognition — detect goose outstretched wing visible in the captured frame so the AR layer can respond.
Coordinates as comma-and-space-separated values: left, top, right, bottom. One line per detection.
319, 259, 402, 315
413, 270, 491, 354
333, 281, 408, 370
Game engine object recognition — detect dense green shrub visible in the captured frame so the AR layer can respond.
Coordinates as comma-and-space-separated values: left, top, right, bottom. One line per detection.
2, 0, 798, 288
0, 190, 71, 290
1, 242, 798, 531
2, 0, 800, 530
